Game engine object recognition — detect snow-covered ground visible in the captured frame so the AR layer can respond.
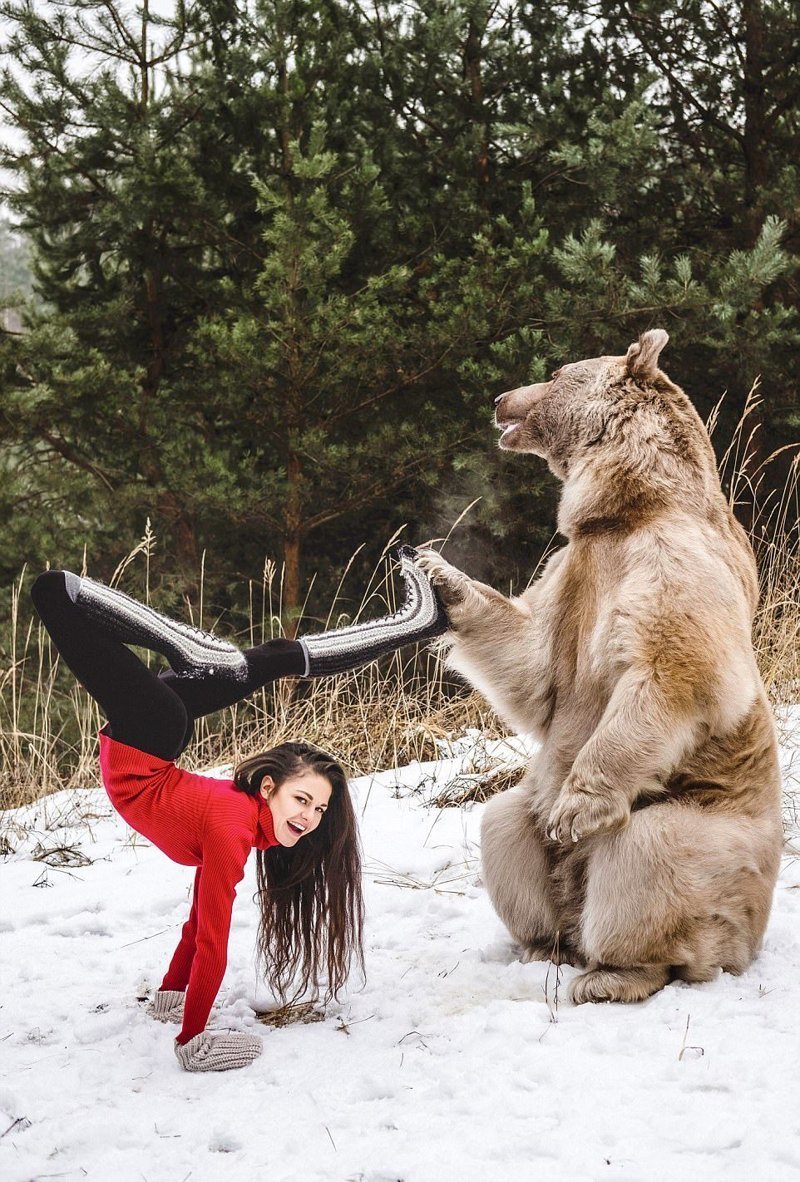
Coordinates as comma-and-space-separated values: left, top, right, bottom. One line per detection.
1, 721, 799, 1182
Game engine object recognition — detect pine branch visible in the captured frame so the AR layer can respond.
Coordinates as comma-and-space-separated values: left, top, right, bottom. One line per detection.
694, 1, 746, 73
301, 455, 441, 534
321, 349, 458, 427
0, 97, 109, 197
616, 3, 744, 146
38, 428, 117, 491
96, 0, 144, 60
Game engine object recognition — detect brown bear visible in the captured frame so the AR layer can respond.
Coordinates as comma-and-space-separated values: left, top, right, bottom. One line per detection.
416, 329, 783, 1003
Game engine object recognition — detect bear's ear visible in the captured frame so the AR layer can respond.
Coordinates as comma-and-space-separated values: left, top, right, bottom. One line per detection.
625, 328, 669, 380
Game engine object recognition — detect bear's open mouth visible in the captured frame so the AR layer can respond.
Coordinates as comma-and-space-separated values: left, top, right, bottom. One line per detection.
496, 418, 523, 441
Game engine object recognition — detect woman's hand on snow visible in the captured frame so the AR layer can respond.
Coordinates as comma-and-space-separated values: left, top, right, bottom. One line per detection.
147, 989, 185, 1023
174, 1030, 263, 1072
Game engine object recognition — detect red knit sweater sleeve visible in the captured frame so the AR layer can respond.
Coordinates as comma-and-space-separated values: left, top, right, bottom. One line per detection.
176, 833, 251, 1045
160, 868, 201, 993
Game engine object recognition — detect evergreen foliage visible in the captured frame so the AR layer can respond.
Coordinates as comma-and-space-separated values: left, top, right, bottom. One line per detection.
0, 217, 32, 303
0, 0, 797, 631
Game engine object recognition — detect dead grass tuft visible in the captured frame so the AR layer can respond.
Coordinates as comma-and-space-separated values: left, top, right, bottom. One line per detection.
254, 1000, 326, 1028
30, 841, 92, 868
431, 760, 525, 808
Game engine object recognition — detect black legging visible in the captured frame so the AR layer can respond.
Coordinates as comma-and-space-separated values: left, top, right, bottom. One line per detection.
31, 571, 306, 760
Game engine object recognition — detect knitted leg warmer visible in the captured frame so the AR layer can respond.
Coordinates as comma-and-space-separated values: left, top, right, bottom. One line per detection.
298, 546, 448, 677
70, 573, 247, 680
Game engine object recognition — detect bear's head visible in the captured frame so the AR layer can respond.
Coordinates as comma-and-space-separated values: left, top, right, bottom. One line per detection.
494, 330, 719, 528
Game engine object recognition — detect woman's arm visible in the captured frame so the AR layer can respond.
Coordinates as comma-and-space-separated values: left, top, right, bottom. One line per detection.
176, 839, 249, 1045
160, 867, 201, 993
169, 834, 265, 1072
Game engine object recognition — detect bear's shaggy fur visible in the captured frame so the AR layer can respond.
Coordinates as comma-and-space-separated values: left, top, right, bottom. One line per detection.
417, 330, 783, 1003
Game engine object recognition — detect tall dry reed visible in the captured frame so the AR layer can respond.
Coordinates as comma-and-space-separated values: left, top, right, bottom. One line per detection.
0, 539, 502, 814
713, 387, 800, 704
1, 400, 798, 817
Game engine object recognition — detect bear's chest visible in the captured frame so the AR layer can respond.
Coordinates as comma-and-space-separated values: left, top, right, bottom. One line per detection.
537, 553, 618, 700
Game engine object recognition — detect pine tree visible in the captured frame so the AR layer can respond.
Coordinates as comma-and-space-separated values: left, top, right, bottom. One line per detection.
0, 0, 225, 588
0, 218, 33, 306
1, 0, 796, 620
179, 0, 548, 621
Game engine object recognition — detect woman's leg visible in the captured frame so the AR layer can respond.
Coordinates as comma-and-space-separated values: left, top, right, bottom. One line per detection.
157, 638, 305, 724
33, 546, 447, 756
32, 571, 308, 757
31, 571, 189, 760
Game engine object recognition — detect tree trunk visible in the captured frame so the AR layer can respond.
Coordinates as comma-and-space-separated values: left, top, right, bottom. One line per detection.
282, 441, 304, 636
464, 16, 491, 204
282, 532, 302, 639
741, 0, 768, 247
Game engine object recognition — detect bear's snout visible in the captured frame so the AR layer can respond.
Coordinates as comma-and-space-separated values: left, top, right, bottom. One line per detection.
495, 381, 549, 426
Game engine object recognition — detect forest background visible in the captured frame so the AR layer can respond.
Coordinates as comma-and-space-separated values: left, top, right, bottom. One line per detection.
0, 0, 798, 798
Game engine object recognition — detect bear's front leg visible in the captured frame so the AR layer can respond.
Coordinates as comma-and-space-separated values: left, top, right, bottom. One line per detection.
545, 668, 700, 845
546, 769, 631, 844
413, 548, 555, 737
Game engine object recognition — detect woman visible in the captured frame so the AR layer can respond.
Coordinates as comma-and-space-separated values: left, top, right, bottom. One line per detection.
30, 550, 445, 1072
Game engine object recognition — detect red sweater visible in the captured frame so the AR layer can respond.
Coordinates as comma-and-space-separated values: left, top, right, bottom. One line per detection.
99, 732, 278, 1044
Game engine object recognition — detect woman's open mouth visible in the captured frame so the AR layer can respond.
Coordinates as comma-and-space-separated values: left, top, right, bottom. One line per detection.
287, 820, 307, 837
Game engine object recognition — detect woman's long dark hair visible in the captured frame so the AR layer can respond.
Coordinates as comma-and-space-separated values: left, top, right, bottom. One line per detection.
234, 741, 364, 1003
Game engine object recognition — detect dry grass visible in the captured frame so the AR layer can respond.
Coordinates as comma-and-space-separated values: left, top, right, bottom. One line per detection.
1, 402, 798, 823
254, 1000, 326, 1028
186, 665, 502, 784
0, 542, 509, 817
714, 388, 800, 707
751, 458, 800, 706
363, 857, 479, 896
1, 567, 106, 809
430, 761, 526, 808
30, 841, 92, 868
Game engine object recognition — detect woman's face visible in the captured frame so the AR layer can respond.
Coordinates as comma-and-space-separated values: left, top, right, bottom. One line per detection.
261, 770, 333, 847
